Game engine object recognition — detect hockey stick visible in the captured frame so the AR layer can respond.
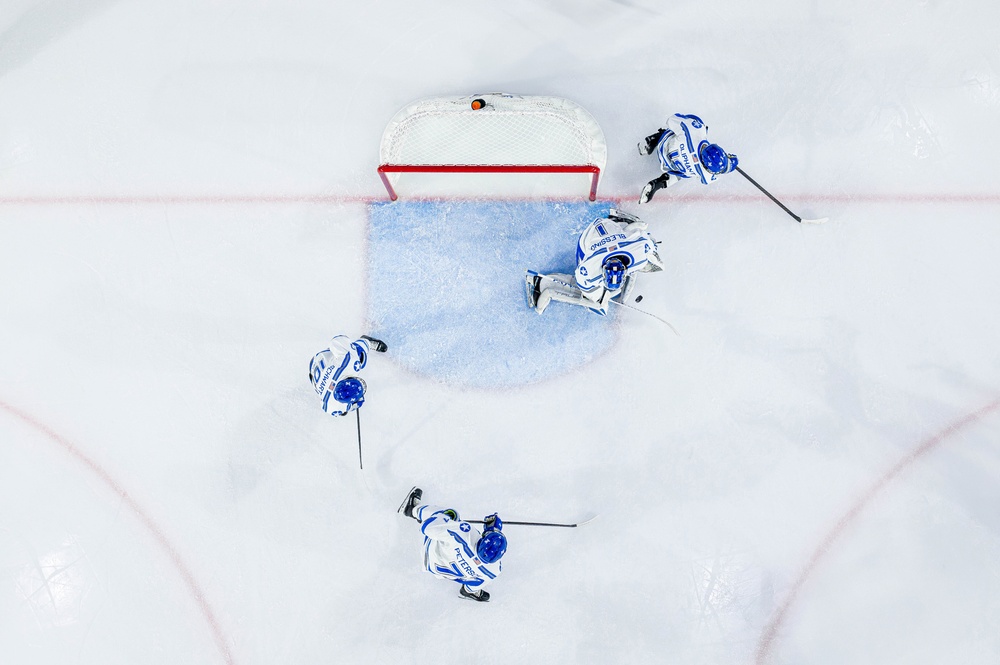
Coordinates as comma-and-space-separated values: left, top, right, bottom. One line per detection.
467, 516, 598, 528
735, 167, 828, 224
355, 409, 364, 470
610, 298, 679, 336
530, 271, 678, 334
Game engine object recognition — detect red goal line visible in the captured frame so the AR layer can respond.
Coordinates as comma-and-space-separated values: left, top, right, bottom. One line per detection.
1, 190, 998, 206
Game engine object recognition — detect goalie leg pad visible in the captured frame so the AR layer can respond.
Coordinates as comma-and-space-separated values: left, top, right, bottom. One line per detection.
527, 271, 584, 314
532, 273, 609, 316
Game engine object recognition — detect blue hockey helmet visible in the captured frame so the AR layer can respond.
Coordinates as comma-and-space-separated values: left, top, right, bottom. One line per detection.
699, 143, 734, 174
333, 377, 366, 406
603, 257, 626, 291
476, 530, 507, 564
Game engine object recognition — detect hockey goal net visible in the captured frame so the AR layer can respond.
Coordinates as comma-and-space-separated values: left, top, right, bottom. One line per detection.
378, 93, 607, 201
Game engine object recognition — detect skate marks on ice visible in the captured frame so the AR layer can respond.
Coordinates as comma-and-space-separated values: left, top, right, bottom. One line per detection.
12, 536, 100, 629
0, 399, 238, 665
686, 549, 774, 661
366, 200, 619, 388
0, 0, 119, 79
755, 398, 1000, 665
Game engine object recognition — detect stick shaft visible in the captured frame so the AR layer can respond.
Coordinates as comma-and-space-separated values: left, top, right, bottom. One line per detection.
610, 298, 679, 335
467, 519, 581, 528
356, 409, 363, 470
735, 166, 802, 223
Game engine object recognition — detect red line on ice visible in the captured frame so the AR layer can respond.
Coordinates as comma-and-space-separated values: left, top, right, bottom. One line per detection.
0, 193, 372, 206
0, 399, 237, 665
1, 192, 1000, 206
754, 397, 1000, 664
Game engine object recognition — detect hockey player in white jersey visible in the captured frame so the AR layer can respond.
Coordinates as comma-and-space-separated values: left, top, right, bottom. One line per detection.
638, 113, 739, 204
398, 487, 506, 602
526, 209, 663, 316
309, 334, 387, 417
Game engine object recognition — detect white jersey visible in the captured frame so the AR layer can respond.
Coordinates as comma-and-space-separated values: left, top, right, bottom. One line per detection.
309, 335, 370, 417
416, 505, 501, 590
574, 217, 661, 299
655, 113, 719, 185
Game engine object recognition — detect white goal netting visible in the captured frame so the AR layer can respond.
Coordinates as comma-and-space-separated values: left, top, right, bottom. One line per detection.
378, 92, 607, 199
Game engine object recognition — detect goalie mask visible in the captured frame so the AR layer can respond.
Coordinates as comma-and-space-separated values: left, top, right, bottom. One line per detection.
603, 257, 627, 291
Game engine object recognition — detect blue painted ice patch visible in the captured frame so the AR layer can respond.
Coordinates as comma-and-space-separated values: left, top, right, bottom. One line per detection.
367, 200, 618, 388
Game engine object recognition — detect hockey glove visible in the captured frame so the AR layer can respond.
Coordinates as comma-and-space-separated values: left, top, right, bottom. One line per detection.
442, 509, 460, 521
482, 513, 502, 532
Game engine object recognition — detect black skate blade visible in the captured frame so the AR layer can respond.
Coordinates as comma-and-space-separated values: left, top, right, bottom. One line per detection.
459, 587, 490, 602
397, 485, 418, 514
361, 335, 388, 352
524, 271, 541, 309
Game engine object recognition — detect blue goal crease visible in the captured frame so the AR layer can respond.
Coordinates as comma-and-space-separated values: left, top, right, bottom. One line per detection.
365, 200, 619, 388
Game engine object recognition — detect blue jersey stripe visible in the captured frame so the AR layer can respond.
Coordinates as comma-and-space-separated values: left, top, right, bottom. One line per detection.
332, 352, 352, 383
680, 123, 696, 154
350, 340, 368, 371
447, 529, 476, 558
421, 514, 441, 535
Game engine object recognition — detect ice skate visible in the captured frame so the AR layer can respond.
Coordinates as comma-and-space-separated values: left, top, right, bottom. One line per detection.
637, 129, 666, 155
459, 585, 490, 602
525, 271, 542, 310
639, 174, 670, 204
397, 486, 422, 521
361, 335, 388, 352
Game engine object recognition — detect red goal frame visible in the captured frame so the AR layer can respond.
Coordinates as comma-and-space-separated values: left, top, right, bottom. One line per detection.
377, 164, 602, 202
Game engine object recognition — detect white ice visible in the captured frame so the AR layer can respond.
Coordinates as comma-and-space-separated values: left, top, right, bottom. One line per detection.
2, 1, 1000, 664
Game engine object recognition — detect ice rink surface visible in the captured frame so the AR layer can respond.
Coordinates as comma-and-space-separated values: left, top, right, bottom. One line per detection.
2, 1, 1000, 664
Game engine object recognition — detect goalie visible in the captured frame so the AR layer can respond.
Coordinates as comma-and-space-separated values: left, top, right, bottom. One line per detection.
526, 209, 663, 316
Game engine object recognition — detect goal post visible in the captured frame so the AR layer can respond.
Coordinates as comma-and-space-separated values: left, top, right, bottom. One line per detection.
377, 93, 607, 201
